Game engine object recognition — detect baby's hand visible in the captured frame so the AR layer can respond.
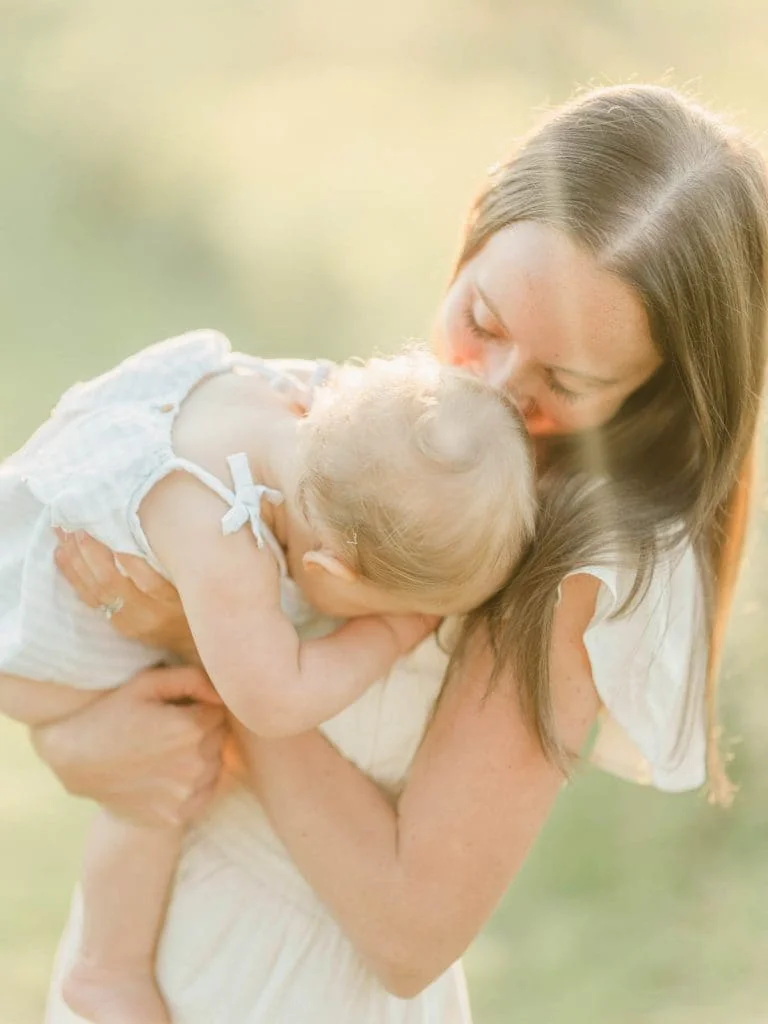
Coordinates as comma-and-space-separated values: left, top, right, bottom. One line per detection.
379, 614, 442, 656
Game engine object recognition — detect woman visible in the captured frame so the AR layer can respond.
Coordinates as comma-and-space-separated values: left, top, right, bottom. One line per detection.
32, 84, 767, 1022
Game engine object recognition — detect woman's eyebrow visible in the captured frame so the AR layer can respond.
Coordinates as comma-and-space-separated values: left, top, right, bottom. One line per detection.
475, 282, 618, 388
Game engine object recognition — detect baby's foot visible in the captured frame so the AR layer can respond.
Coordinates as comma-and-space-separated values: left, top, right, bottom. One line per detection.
63, 960, 170, 1023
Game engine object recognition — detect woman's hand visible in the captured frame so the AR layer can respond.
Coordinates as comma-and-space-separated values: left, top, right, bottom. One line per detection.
54, 530, 197, 661
31, 665, 227, 826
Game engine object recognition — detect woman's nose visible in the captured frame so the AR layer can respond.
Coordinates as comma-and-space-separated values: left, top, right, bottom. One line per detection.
510, 391, 536, 418
494, 352, 539, 416
485, 345, 541, 398
480, 345, 522, 389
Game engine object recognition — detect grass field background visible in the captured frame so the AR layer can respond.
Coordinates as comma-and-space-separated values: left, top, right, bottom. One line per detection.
2, 3, 768, 1021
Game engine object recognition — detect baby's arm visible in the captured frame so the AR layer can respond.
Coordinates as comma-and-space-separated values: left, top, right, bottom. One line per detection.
141, 473, 432, 736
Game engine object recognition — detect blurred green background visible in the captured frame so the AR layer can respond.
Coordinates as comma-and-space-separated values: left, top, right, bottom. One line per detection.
1, 2, 768, 1021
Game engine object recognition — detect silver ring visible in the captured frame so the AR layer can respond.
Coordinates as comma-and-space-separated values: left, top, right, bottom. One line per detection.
100, 597, 125, 621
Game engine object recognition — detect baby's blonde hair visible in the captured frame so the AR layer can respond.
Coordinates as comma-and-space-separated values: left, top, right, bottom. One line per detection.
296, 349, 536, 613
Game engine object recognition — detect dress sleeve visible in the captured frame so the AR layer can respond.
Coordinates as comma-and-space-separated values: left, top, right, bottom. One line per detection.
566, 543, 708, 793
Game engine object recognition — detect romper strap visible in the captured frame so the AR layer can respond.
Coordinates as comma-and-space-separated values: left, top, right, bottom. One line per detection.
228, 355, 335, 402
169, 453, 287, 575
222, 453, 285, 564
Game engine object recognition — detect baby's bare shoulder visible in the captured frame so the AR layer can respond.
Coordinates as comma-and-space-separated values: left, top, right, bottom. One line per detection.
172, 371, 286, 484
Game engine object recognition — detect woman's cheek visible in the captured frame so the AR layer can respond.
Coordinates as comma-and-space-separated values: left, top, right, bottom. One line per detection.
555, 397, 621, 435
527, 394, 605, 437
439, 325, 481, 369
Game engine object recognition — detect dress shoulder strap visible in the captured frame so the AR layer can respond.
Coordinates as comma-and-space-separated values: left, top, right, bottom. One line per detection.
228, 355, 335, 399
169, 452, 287, 575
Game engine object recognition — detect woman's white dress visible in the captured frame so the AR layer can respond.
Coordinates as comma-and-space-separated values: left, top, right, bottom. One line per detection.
46, 633, 476, 1023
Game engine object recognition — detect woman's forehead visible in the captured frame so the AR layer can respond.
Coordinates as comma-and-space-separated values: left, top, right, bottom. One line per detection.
471, 221, 658, 381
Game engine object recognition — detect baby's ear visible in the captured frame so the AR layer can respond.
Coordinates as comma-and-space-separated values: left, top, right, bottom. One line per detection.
302, 549, 358, 582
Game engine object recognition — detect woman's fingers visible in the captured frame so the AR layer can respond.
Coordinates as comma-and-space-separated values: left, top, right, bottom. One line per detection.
90, 718, 225, 826
55, 530, 131, 607
179, 778, 222, 823
75, 531, 126, 593
53, 532, 180, 642
198, 722, 228, 762
159, 736, 226, 825
54, 531, 177, 613
114, 552, 178, 600
142, 665, 222, 707
55, 531, 153, 601
53, 532, 103, 608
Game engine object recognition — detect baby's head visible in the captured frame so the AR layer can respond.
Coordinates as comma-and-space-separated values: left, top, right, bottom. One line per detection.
295, 349, 536, 617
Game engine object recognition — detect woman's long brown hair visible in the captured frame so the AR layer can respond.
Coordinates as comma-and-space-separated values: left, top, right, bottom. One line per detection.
704, 443, 758, 804
453, 85, 768, 804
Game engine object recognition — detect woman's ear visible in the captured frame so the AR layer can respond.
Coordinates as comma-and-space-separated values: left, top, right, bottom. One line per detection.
302, 549, 358, 582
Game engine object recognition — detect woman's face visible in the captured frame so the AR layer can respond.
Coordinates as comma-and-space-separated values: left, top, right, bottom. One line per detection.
435, 221, 661, 437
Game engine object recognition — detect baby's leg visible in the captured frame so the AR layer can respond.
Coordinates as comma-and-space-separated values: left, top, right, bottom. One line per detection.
62, 810, 181, 1024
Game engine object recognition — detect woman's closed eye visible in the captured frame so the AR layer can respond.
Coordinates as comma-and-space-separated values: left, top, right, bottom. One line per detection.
463, 306, 505, 344
543, 368, 584, 404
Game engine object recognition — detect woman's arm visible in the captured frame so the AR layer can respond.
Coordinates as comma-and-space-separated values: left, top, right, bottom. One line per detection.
233, 573, 601, 997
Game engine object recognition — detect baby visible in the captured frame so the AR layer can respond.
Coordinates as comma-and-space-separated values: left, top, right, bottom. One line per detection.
0, 330, 535, 1023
